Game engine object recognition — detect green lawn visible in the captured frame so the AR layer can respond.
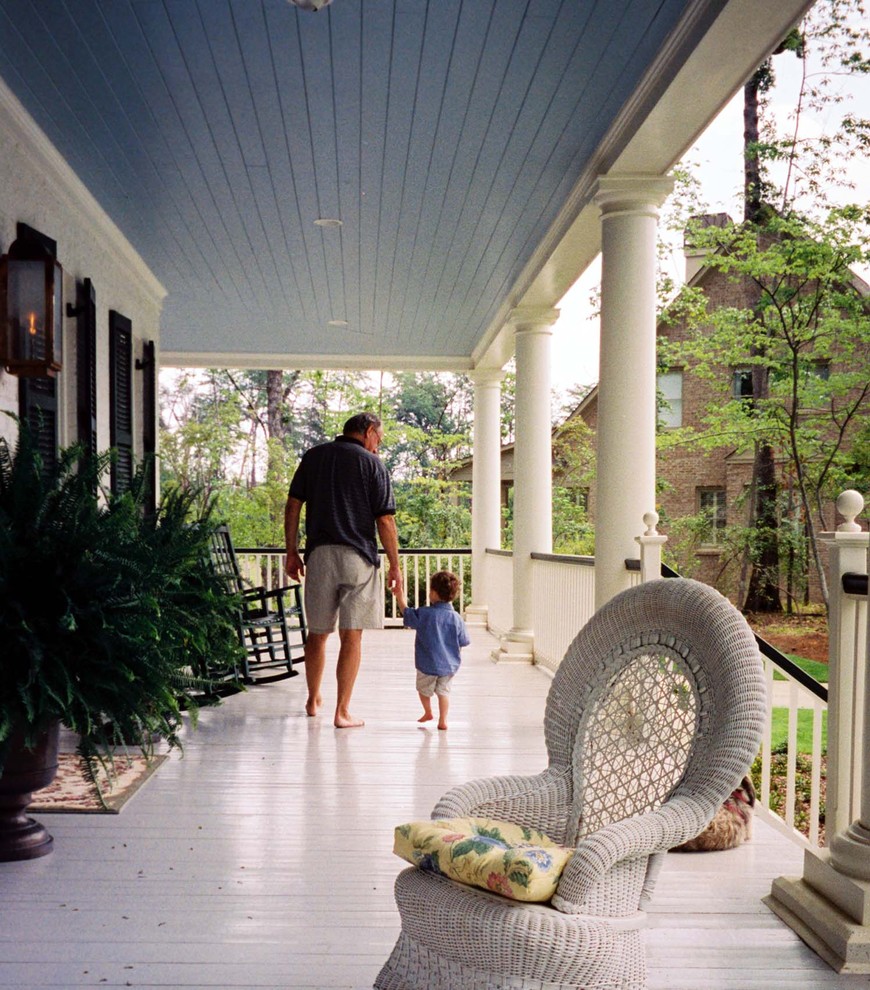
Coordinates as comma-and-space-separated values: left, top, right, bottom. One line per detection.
771, 654, 829, 683
770, 707, 827, 753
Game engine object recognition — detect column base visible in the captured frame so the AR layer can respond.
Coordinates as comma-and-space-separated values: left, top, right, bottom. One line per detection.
463, 605, 489, 628
766, 876, 870, 973
492, 630, 534, 664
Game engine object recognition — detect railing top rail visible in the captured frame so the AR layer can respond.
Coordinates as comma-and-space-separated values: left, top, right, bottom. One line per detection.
236, 546, 472, 556
624, 559, 826, 701
485, 549, 513, 557
530, 552, 595, 567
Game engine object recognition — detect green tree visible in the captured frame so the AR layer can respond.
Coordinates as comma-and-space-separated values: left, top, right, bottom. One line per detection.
662, 208, 870, 609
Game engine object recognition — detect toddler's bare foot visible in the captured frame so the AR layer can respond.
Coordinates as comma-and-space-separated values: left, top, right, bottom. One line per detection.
438, 722, 448, 731
334, 713, 365, 728
418, 712, 434, 722
305, 695, 322, 717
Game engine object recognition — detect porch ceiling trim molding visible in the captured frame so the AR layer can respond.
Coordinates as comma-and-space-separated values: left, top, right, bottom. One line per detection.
0, 78, 166, 308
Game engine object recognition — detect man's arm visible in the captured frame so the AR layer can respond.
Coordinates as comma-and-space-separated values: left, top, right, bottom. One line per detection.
376, 513, 403, 597
284, 496, 305, 580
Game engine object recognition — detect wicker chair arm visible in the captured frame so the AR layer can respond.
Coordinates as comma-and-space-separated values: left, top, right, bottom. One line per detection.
552, 796, 713, 913
431, 767, 572, 839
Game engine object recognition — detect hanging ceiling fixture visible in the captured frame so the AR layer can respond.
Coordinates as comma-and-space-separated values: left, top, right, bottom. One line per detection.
287, 0, 333, 11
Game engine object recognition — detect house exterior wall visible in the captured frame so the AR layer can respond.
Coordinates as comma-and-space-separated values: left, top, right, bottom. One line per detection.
0, 81, 165, 457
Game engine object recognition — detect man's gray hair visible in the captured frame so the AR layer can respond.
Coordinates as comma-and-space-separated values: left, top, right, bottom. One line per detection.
343, 412, 382, 437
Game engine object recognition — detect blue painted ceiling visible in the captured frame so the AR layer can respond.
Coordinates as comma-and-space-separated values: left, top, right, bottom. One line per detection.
0, 0, 712, 365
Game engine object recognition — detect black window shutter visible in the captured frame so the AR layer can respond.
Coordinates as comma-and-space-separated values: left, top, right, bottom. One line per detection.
18, 375, 58, 476
140, 340, 157, 514
109, 310, 133, 495
74, 278, 98, 455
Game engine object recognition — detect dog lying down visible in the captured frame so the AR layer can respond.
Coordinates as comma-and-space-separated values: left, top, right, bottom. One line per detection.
672, 775, 756, 852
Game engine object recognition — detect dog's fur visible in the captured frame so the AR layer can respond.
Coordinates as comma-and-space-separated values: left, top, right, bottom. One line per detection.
672, 775, 756, 852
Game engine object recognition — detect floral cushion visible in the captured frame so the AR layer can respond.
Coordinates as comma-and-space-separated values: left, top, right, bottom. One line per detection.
393, 817, 573, 902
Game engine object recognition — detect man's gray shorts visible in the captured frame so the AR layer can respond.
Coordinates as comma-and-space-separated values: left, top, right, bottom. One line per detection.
304, 545, 383, 634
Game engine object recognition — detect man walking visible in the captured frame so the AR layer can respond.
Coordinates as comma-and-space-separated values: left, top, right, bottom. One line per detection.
284, 412, 402, 727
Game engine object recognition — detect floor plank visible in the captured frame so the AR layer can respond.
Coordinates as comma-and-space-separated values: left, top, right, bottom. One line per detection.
0, 626, 866, 989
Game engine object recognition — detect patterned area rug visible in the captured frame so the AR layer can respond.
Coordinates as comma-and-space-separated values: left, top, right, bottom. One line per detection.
29, 752, 169, 814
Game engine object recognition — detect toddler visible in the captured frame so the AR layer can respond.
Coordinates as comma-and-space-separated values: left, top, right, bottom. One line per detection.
394, 570, 470, 730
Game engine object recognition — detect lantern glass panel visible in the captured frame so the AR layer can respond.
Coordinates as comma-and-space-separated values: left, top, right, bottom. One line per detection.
52, 260, 62, 365
7, 259, 47, 363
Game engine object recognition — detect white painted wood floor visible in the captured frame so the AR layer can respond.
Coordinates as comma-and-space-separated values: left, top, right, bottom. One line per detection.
1, 626, 868, 990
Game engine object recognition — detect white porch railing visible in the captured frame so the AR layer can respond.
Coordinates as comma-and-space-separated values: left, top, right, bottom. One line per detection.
234, 546, 471, 628
483, 550, 513, 639
528, 552, 595, 674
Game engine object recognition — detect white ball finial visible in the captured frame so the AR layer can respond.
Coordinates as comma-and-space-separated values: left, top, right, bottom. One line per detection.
836, 490, 866, 532
643, 511, 659, 536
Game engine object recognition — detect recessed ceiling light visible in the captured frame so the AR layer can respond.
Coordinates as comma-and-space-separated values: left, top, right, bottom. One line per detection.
314, 218, 342, 228
328, 319, 349, 327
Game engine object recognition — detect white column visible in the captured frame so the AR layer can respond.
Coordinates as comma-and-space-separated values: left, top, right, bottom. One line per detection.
593, 175, 673, 610
766, 490, 870, 973
466, 368, 505, 628
496, 306, 558, 662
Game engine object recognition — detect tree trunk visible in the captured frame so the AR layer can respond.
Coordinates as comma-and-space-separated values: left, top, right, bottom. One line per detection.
741, 66, 782, 613
744, 439, 782, 612
266, 370, 286, 442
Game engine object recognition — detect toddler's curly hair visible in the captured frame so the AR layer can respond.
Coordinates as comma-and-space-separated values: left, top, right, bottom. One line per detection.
430, 570, 461, 603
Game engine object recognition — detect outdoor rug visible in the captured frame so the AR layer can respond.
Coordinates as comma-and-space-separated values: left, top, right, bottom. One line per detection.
29, 753, 169, 814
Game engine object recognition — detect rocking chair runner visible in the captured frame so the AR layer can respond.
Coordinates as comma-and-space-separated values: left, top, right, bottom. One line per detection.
209, 525, 306, 683
375, 578, 767, 990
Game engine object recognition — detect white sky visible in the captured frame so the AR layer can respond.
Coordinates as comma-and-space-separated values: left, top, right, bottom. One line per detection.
550, 41, 870, 397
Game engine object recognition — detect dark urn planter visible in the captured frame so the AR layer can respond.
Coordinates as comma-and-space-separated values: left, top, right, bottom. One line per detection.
0, 721, 60, 862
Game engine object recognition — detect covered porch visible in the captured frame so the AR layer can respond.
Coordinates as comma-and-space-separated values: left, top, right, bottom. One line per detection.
1, 624, 864, 990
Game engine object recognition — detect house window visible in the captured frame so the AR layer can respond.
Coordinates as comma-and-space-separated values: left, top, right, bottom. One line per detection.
698, 488, 726, 545
657, 371, 683, 428
732, 368, 754, 400
570, 487, 589, 510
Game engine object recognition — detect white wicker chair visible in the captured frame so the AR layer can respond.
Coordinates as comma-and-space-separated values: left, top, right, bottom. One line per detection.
375, 578, 767, 990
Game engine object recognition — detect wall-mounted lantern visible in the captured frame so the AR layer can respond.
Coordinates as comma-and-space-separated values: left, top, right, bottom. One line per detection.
0, 223, 63, 377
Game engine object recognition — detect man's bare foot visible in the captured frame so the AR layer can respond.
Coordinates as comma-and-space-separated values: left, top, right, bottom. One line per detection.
305, 695, 322, 717
418, 712, 434, 723
334, 713, 365, 728
438, 723, 448, 730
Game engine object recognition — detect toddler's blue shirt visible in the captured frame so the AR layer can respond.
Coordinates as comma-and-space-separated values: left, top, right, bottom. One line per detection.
402, 601, 470, 676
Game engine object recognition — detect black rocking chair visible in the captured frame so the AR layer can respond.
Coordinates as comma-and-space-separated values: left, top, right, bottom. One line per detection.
209, 525, 306, 683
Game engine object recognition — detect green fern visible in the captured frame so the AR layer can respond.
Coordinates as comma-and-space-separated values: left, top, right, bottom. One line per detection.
0, 417, 245, 772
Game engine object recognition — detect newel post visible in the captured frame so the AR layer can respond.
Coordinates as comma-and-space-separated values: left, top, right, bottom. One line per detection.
635, 511, 667, 583
766, 489, 870, 973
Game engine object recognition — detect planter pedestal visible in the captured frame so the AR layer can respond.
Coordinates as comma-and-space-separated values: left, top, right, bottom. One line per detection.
0, 722, 60, 861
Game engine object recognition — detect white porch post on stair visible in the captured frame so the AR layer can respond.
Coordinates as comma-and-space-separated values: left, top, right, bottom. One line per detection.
593, 174, 673, 610
466, 368, 505, 628
496, 307, 558, 662
767, 490, 870, 974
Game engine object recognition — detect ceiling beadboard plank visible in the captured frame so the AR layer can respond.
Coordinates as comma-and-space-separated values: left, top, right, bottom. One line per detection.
357, 3, 393, 341
400, 0, 503, 346
330, 6, 364, 336
428, 2, 552, 348
389, 0, 462, 340
377, 1, 427, 340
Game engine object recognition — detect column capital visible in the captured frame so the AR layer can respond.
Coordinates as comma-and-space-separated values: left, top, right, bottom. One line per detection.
507, 306, 560, 335
468, 367, 506, 386
593, 174, 674, 218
